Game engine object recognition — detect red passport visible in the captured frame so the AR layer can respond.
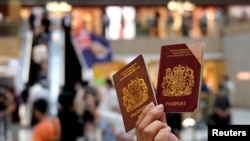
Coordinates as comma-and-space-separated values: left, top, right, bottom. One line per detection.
112, 54, 157, 132
156, 43, 204, 112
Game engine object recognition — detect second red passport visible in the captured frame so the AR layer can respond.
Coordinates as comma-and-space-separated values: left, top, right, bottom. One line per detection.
156, 43, 204, 112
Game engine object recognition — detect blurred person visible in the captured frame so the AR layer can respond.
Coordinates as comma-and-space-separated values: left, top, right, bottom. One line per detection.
200, 11, 208, 36
97, 78, 120, 115
97, 78, 134, 141
32, 98, 61, 141
201, 78, 212, 93
2, 85, 17, 141
167, 12, 174, 38
61, 12, 72, 33
0, 89, 7, 141
136, 102, 180, 141
101, 78, 120, 111
20, 83, 30, 104
73, 79, 89, 138
102, 10, 110, 38
150, 11, 160, 38
210, 86, 231, 125
98, 78, 134, 141
82, 83, 100, 141
165, 113, 182, 139
28, 11, 36, 31
28, 77, 50, 127
0, 91, 7, 111
221, 74, 236, 106
41, 9, 51, 43
32, 25, 45, 47
58, 91, 82, 141
199, 78, 213, 125
181, 12, 192, 37
20, 83, 31, 128
73, 79, 88, 118
4, 85, 21, 141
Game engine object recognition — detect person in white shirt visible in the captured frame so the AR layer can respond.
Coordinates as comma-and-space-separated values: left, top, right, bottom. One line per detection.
28, 78, 50, 127
221, 74, 236, 106
98, 78, 134, 141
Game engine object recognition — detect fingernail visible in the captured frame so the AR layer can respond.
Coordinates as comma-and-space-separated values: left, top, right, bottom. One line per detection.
156, 104, 164, 110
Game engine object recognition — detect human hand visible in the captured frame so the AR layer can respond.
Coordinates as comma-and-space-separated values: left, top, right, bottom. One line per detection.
136, 102, 180, 141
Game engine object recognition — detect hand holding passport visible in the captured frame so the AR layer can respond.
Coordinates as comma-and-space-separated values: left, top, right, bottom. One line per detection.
112, 43, 204, 132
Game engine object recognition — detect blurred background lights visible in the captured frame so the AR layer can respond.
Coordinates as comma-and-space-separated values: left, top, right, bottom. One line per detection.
237, 71, 250, 80
46, 1, 72, 13
182, 118, 196, 127
167, 0, 196, 13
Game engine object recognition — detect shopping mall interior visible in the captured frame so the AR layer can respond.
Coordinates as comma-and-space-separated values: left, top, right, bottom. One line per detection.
1, 0, 250, 141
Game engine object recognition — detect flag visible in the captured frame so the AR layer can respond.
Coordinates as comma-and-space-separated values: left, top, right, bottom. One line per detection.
72, 29, 113, 68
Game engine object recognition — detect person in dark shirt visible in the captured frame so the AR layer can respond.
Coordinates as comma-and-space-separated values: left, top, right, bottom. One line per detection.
210, 87, 231, 125
165, 113, 182, 139
0, 93, 6, 112
58, 91, 82, 141
41, 10, 51, 43
0, 90, 7, 140
201, 78, 211, 93
28, 13, 35, 31
21, 83, 30, 104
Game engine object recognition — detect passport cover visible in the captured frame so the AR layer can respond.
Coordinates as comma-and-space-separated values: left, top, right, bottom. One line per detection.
112, 54, 157, 132
156, 43, 204, 112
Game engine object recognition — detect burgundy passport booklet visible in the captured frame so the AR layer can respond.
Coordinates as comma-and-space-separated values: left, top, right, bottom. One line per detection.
112, 54, 157, 132
112, 43, 204, 132
156, 43, 204, 112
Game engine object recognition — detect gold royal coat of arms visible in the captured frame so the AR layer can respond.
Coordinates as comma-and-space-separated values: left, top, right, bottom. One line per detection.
122, 77, 149, 112
161, 64, 194, 97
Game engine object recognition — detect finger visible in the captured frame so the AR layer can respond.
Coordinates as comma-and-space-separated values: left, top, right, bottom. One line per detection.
159, 111, 166, 123
136, 102, 155, 126
136, 102, 155, 140
139, 104, 164, 129
154, 126, 171, 141
143, 120, 167, 141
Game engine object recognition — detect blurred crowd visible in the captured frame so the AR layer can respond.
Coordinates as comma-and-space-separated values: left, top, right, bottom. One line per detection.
197, 74, 235, 127
0, 76, 137, 141
0, 71, 237, 141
